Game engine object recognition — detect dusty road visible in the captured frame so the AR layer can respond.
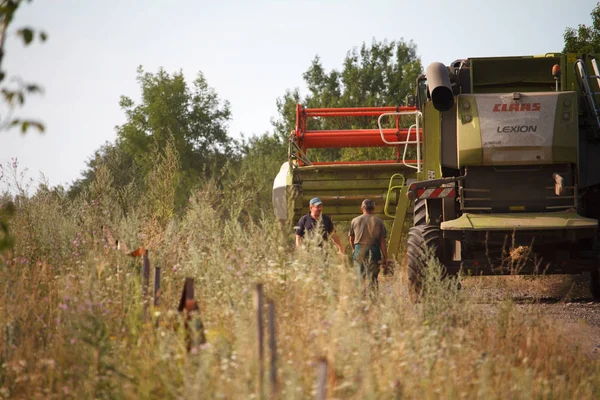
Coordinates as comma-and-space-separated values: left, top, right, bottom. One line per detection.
462, 274, 600, 359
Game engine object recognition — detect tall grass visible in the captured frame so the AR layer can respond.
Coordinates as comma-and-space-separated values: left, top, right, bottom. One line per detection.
0, 169, 599, 399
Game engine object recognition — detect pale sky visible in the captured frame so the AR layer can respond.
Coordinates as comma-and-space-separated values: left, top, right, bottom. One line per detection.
0, 0, 597, 189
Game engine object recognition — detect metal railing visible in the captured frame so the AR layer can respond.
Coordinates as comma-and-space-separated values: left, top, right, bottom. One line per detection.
575, 57, 600, 135
377, 110, 423, 172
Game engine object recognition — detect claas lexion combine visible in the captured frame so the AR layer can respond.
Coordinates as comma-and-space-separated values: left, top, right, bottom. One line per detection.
273, 53, 600, 298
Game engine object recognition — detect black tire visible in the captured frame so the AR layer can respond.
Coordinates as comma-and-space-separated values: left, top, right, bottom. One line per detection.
407, 225, 442, 299
413, 199, 427, 227
591, 269, 600, 300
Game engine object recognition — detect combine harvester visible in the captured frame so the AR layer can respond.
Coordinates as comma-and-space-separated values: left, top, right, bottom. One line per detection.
273, 53, 600, 298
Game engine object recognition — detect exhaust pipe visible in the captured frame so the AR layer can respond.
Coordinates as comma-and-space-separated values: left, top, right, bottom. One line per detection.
425, 62, 454, 112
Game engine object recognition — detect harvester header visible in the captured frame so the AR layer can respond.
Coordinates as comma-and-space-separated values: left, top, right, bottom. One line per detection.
293, 105, 420, 153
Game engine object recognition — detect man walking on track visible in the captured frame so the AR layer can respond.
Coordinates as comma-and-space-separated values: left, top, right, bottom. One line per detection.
295, 197, 345, 255
349, 199, 387, 291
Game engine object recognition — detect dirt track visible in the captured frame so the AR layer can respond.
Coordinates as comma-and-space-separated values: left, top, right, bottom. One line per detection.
462, 274, 600, 359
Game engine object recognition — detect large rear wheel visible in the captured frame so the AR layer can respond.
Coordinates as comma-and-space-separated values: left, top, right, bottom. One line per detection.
591, 268, 600, 300
407, 225, 442, 299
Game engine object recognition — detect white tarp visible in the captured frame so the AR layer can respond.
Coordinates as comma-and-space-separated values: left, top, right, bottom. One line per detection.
272, 162, 290, 221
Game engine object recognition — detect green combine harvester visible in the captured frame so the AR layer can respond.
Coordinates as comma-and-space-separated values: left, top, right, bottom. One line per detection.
273, 53, 600, 298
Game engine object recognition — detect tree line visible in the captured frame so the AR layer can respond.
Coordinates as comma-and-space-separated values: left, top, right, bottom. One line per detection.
1, 1, 600, 242
65, 39, 423, 223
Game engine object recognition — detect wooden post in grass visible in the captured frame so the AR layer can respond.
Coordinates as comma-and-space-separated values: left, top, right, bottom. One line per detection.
182, 277, 194, 303
154, 266, 161, 306
316, 357, 328, 400
254, 283, 264, 398
393, 379, 404, 399
267, 300, 278, 397
142, 250, 150, 317
3, 324, 8, 360
178, 277, 206, 351
4, 323, 15, 360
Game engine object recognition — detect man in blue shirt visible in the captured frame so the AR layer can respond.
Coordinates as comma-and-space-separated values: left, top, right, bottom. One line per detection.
295, 197, 344, 254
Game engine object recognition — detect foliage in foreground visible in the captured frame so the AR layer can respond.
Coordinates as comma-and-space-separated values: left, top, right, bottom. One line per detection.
0, 177, 599, 399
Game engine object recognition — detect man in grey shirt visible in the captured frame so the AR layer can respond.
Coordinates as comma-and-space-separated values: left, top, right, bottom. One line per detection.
349, 199, 387, 291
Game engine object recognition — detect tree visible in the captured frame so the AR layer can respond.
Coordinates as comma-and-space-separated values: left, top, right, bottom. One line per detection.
564, 2, 600, 53
69, 141, 138, 201
117, 66, 233, 183
273, 39, 422, 162
73, 66, 235, 212
227, 132, 287, 219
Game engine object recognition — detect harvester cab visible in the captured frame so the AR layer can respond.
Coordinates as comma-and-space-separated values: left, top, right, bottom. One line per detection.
409, 53, 600, 298
273, 53, 600, 299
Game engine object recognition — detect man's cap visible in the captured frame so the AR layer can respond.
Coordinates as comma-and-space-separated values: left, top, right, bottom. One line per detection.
309, 197, 322, 206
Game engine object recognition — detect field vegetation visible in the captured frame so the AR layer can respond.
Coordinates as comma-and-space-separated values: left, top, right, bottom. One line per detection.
1, 158, 599, 399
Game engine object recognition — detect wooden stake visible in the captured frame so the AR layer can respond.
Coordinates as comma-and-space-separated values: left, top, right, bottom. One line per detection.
316, 357, 328, 400
178, 277, 195, 312
254, 283, 264, 398
178, 278, 206, 351
153, 266, 161, 306
142, 250, 150, 317
267, 300, 278, 397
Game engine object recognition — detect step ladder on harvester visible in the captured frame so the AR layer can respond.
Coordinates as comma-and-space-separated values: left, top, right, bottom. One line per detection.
377, 109, 422, 259
575, 56, 600, 139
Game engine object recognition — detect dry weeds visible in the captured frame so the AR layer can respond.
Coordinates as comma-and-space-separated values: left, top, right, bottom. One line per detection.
0, 175, 599, 398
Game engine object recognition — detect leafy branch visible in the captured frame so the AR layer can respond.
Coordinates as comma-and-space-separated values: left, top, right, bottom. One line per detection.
0, 0, 47, 134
